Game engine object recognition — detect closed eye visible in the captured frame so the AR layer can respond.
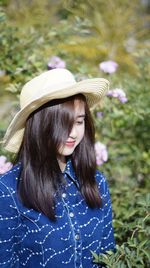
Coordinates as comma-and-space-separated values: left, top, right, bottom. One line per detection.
76, 120, 84, 125
75, 114, 85, 124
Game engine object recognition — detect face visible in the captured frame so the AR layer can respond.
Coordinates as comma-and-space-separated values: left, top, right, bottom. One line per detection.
58, 100, 85, 161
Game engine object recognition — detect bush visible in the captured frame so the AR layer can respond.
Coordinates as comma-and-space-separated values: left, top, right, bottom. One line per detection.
0, 1, 149, 266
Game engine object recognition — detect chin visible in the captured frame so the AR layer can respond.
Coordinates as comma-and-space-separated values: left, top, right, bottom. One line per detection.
62, 147, 76, 156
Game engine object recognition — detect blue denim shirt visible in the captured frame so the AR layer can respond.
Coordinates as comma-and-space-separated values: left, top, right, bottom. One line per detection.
0, 160, 115, 267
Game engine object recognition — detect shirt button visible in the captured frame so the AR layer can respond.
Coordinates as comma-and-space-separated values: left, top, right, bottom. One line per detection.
75, 234, 80, 240
62, 193, 66, 198
69, 212, 74, 218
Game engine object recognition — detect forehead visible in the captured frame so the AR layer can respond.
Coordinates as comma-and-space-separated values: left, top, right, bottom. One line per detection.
74, 99, 85, 116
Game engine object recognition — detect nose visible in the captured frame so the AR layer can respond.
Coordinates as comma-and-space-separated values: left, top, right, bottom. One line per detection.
69, 125, 77, 139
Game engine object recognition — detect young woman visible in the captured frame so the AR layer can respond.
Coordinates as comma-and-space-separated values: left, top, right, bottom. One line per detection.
0, 68, 115, 267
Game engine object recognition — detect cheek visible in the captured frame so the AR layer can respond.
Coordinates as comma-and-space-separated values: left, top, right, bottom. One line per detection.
79, 125, 85, 140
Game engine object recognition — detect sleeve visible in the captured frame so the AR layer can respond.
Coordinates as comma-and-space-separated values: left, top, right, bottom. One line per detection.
100, 175, 116, 253
0, 179, 19, 267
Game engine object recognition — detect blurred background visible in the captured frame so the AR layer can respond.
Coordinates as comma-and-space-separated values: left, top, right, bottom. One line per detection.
0, 0, 150, 266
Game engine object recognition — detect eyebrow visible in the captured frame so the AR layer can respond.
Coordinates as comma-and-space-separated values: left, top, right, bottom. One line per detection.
76, 114, 85, 118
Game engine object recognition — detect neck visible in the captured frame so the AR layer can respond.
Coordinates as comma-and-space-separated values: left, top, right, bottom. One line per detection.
57, 155, 66, 172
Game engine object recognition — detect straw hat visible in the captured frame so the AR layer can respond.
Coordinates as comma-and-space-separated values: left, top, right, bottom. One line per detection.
3, 68, 109, 153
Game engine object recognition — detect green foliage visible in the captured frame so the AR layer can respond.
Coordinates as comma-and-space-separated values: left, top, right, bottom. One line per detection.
0, 9, 46, 84
91, 187, 150, 267
0, 1, 149, 266
94, 52, 150, 181
59, 0, 149, 71
91, 191, 150, 267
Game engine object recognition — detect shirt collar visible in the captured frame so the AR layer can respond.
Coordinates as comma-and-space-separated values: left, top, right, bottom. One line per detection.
63, 159, 80, 189
63, 158, 75, 176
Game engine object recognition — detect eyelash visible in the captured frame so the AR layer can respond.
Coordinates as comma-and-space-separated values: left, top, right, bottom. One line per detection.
76, 120, 84, 125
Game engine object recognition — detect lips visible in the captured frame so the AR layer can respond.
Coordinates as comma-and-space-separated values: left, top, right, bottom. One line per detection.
65, 141, 76, 147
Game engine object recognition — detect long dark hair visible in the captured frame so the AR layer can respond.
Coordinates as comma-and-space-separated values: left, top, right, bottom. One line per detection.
17, 94, 102, 220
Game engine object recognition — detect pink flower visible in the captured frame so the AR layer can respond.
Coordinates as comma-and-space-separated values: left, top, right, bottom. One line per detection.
107, 88, 128, 103
0, 155, 13, 174
94, 142, 108, 166
99, 60, 118, 74
47, 56, 66, 70
96, 112, 104, 119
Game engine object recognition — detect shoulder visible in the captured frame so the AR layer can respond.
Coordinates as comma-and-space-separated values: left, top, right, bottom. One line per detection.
0, 163, 22, 220
0, 163, 21, 194
95, 169, 110, 196
0, 164, 22, 252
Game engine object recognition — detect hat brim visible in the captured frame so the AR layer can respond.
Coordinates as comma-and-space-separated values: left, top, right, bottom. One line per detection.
3, 78, 109, 153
